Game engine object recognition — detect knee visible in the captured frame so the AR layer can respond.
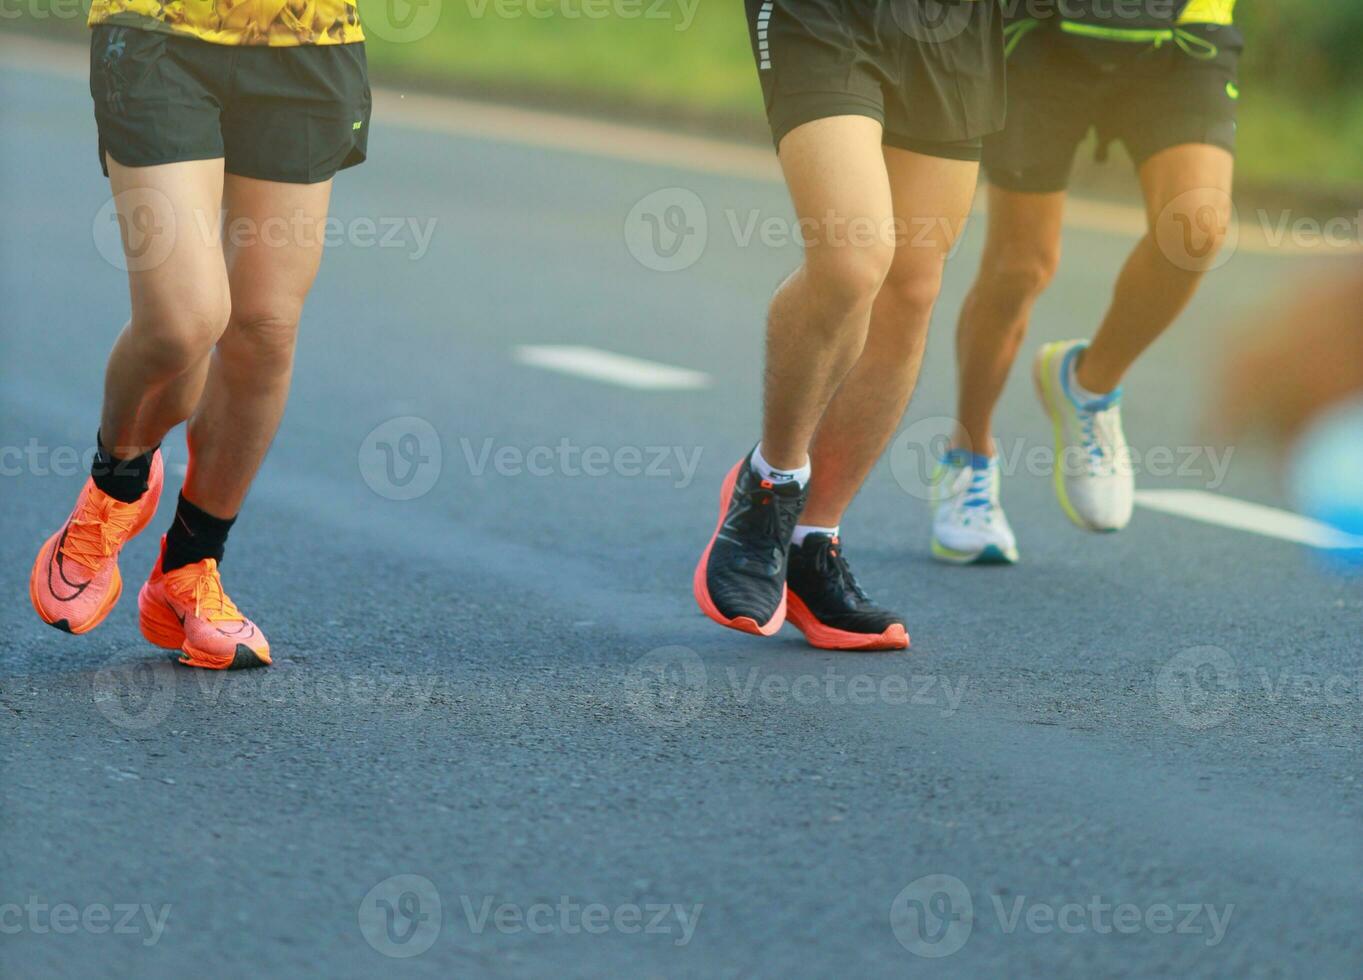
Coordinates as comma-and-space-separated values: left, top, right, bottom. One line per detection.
1153, 191, 1232, 274
803, 244, 896, 319
975, 252, 1059, 316
878, 265, 945, 327
221, 307, 302, 373
134, 299, 232, 374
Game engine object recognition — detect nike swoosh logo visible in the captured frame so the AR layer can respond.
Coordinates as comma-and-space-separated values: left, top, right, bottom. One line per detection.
164, 599, 186, 626
47, 527, 90, 602
216, 621, 255, 639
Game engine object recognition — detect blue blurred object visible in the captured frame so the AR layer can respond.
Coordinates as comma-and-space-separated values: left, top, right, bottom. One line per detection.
1289, 396, 1363, 569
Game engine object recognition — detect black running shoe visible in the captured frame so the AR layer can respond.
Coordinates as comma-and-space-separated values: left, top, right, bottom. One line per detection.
786, 533, 909, 651
693, 452, 807, 635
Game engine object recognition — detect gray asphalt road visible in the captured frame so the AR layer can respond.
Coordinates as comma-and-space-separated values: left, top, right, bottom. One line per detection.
2, 47, 1361, 979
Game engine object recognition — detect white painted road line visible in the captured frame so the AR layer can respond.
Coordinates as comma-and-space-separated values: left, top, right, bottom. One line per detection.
514, 345, 712, 391
1134, 489, 1363, 550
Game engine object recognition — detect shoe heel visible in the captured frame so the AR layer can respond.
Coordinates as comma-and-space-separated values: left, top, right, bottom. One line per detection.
137, 585, 185, 650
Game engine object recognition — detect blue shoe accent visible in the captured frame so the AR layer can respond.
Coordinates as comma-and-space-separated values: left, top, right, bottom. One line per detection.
942, 450, 995, 470
1060, 343, 1123, 412
940, 452, 999, 512
974, 544, 1018, 565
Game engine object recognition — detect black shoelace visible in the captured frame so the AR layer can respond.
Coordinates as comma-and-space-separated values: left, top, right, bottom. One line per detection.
810, 538, 871, 603
730, 486, 800, 555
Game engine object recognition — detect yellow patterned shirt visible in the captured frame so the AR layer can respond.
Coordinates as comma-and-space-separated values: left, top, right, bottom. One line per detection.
88, 0, 365, 46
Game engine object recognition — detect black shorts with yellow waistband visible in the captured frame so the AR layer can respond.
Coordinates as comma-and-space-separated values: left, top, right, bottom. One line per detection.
983, 17, 1242, 194
745, 0, 1006, 162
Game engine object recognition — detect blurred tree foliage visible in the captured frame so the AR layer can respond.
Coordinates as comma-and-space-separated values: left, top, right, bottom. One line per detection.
1238, 0, 1363, 93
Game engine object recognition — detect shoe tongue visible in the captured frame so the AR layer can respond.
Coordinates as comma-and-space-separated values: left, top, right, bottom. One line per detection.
167, 558, 216, 586
81, 490, 127, 521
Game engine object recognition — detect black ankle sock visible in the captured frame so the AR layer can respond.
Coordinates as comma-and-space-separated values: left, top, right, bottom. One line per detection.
91, 431, 159, 504
162, 493, 236, 573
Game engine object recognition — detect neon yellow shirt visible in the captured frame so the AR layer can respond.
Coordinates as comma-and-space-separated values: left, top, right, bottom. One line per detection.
1179, 0, 1236, 25
88, 0, 365, 46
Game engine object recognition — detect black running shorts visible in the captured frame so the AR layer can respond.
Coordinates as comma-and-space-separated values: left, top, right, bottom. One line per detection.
744, 0, 1006, 161
983, 23, 1241, 193
89, 25, 372, 184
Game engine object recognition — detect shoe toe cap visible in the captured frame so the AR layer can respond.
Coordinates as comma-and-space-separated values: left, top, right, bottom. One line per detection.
1067, 479, 1134, 530
935, 522, 1014, 555
710, 576, 782, 625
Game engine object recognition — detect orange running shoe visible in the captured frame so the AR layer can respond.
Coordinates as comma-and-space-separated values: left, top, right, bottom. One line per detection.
138, 537, 271, 670
30, 451, 164, 634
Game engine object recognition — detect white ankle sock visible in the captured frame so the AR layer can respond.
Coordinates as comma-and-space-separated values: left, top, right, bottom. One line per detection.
751, 442, 811, 487
792, 524, 838, 546
1066, 350, 1117, 408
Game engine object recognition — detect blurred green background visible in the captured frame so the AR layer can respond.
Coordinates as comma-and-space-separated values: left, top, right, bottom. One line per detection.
7, 0, 1361, 202
370, 0, 1363, 204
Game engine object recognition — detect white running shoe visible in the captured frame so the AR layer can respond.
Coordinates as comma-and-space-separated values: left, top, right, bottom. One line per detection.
1032, 340, 1135, 532
930, 452, 1019, 565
